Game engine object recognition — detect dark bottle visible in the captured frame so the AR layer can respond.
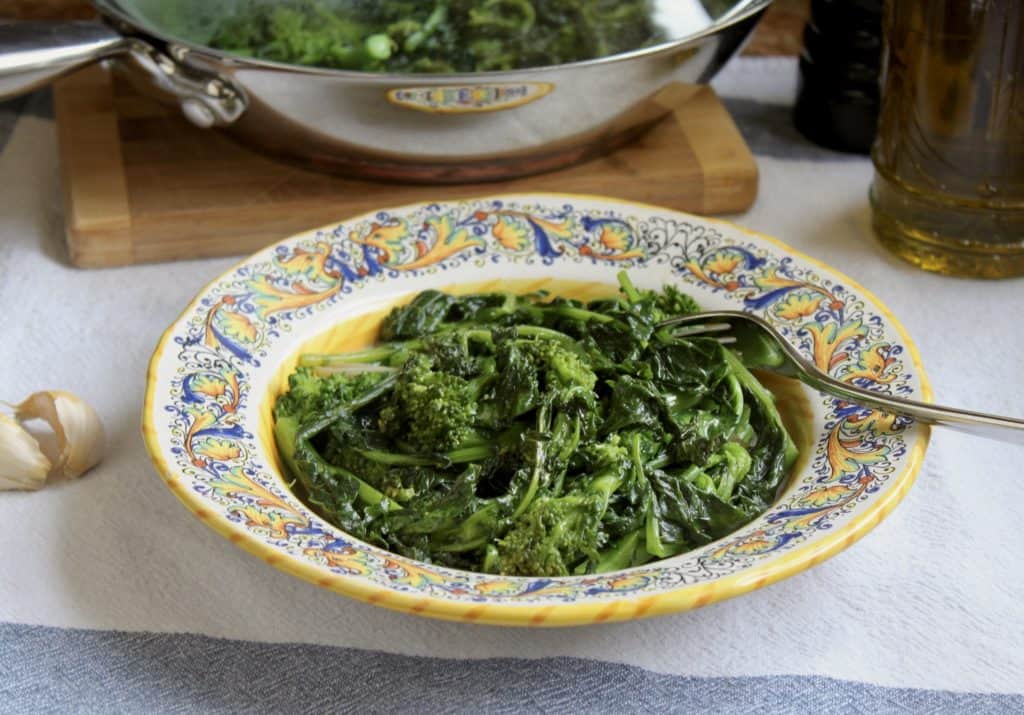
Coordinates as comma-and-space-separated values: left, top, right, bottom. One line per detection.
793, 0, 883, 154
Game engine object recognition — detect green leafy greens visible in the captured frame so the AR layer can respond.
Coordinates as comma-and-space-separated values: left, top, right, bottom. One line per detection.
208, 0, 666, 72
274, 273, 798, 577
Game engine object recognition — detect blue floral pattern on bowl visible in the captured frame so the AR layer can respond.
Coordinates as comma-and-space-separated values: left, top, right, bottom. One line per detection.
144, 194, 930, 625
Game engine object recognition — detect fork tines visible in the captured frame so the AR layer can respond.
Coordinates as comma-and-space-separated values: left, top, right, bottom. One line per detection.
670, 322, 732, 340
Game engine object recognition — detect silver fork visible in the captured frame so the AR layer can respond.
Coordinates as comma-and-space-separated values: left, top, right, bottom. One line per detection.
658, 311, 1024, 443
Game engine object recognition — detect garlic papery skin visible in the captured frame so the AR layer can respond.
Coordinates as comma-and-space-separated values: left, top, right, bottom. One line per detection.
16, 391, 105, 479
0, 413, 52, 490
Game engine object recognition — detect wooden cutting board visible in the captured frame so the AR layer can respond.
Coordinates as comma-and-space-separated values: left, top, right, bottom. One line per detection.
54, 65, 757, 268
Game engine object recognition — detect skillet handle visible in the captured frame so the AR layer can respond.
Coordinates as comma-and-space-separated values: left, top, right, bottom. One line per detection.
0, 21, 127, 99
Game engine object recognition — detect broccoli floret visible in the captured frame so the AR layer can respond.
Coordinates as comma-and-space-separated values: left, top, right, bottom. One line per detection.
274, 367, 390, 424
532, 337, 598, 394
614, 270, 701, 322
420, 331, 478, 378
496, 492, 605, 576
378, 354, 478, 453
271, 367, 401, 543
655, 283, 701, 320
499, 333, 599, 410
579, 433, 630, 474
496, 435, 631, 576
274, 368, 393, 476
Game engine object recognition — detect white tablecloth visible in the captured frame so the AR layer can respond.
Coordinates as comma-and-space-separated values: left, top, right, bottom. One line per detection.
2, 58, 1023, 712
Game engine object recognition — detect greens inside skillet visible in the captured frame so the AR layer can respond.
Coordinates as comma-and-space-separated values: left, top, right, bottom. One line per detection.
208, 0, 667, 72
273, 273, 798, 577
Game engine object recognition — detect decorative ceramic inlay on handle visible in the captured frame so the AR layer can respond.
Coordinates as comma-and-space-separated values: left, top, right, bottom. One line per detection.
387, 83, 553, 113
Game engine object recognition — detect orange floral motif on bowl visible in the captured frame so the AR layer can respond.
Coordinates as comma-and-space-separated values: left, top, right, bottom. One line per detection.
145, 195, 929, 622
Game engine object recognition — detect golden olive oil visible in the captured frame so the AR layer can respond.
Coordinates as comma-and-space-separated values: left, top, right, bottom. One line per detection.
870, 0, 1024, 278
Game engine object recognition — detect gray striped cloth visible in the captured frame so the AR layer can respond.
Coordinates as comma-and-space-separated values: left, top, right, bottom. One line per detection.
4, 623, 1022, 714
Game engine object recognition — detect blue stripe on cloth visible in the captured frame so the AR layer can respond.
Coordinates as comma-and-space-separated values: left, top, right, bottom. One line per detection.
1, 623, 1020, 714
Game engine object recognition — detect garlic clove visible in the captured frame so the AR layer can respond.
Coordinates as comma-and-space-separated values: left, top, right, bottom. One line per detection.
0, 413, 52, 490
16, 390, 105, 479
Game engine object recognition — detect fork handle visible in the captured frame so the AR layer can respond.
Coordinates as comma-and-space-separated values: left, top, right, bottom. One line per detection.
800, 369, 1024, 444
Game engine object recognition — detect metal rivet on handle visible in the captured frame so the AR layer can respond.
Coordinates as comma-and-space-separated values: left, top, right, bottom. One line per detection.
180, 98, 216, 128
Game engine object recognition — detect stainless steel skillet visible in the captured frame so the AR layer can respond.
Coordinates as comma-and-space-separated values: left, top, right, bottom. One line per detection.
0, 0, 770, 181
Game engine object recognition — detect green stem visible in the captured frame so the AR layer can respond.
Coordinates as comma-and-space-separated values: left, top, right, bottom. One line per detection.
354, 449, 437, 467
617, 270, 642, 304
444, 443, 496, 464
721, 348, 798, 468
355, 443, 496, 468
299, 342, 417, 366
550, 306, 615, 324
404, 2, 448, 52
512, 325, 576, 342
645, 496, 671, 558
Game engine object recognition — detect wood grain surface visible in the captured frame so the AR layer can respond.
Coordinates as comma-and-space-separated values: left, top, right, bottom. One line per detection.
54, 65, 758, 268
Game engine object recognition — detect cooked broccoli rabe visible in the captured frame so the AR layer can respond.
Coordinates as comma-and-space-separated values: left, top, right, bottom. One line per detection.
209, 0, 666, 73
274, 272, 798, 576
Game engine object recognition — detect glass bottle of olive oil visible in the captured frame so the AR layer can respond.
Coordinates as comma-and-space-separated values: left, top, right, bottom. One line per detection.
870, 0, 1024, 278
